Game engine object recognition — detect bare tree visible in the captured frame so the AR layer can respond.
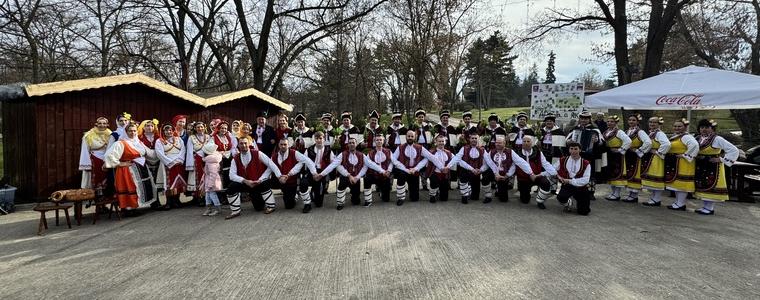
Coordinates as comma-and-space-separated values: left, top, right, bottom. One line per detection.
0, 0, 47, 82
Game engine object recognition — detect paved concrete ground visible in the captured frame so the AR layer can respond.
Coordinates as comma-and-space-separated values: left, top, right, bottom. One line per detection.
1, 185, 759, 299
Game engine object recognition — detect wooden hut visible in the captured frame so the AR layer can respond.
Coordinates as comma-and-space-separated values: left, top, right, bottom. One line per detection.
0, 74, 292, 202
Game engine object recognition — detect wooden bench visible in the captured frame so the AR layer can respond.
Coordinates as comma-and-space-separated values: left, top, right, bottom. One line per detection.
92, 196, 121, 224
33, 202, 73, 235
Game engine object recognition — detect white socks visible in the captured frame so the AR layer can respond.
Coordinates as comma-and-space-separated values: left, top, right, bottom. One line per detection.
673, 192, 688, 207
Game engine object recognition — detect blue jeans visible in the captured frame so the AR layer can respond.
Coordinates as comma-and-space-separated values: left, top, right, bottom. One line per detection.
205, 191, 221, 206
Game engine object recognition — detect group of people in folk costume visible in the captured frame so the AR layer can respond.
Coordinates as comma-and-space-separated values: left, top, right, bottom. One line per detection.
78, 107, 739, 219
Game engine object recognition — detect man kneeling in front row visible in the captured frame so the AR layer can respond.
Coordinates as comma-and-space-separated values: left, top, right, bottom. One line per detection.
226, 137, 282, 219
556, 141, 592, 215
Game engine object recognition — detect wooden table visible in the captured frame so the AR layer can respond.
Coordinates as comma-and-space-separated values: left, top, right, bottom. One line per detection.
64, 198, 93, 226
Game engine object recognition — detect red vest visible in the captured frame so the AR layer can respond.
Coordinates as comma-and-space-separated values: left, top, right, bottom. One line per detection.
272, 149, 298, 185
368, 148, 392, 177
462, 145, 485, 170
558, 157, 590, 189
516, 149, 542, 182
398, 144, 424, 168
213, 133, 233, 152
139, 134, 156, 149
341, 150, 365, 176
489, 149, 513, 176
234, 151, 265, 181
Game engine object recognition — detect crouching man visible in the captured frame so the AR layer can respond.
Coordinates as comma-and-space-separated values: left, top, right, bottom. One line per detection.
555, 141, 592, 215
226, 137, 282, 219
515, 135, 557, 209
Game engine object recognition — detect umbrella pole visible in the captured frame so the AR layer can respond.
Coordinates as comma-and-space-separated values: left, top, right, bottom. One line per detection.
687, 107, 692, 132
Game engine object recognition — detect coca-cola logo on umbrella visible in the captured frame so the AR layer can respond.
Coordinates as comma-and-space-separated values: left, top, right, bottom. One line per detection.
655, 94, 703, 106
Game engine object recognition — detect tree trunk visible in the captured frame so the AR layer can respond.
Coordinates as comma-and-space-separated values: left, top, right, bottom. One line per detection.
253, 0, 275, 91
613, 0, 632, 84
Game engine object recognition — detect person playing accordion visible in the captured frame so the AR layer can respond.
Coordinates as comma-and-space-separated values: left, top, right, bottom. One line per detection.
566, 110, 603, 200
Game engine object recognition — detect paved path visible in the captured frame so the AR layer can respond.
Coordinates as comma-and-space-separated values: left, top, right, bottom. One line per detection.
1, 185, 759, 299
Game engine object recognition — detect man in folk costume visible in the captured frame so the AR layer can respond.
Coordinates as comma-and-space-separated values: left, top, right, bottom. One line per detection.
185, 121, 212, 206
566, 109, 603, 200
137, 119, 162, 207
291, 113, 313, 153
640, 116, 672, 207
363, 110, 384, 150
79, 117, 112, 196
459, 111, 480, 144
601, 115, 632, 201
693, 119, 739, 215
364, 135, 394, 205
252, 111, 277, 156
427, 135, 454, 202
155, 124, 187, 209
555, 141, 592, 215
104, 123, 157, 214
321, 137, 384, 209
623, 114, 652, 202
483, 113, 507, 151
337, 111, 361, 152
386, 112, 409, 152
514, 136, 556, 208
225, 137, 283, 219
481, 136, 534, 203
306, 131, 335, 208
410, 108, 433, 149
392, 130, 441, 205
411, 108, 433, 190
452, 133, 491, 204
434, 110, 458, 151
320, 113, 336, 148
271, 139, 317, 213
172, 115, 189, 144
212, 120, 238, 202
434, 110, 460, 188
510, 112, 535, 149
539, 113, 565, 165
665, 119, 699, 211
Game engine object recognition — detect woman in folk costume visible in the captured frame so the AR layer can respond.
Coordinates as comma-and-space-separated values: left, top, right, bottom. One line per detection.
137, 119, 162, 193
212, 120, 238, 195
693, 119, 739, 215
664, 119, 699, 211
240, 122, 255, 147
104, 123, 157, 213
602, 115, 632, 201
108, 112, 132, 146
231, 120, 243, 138
79, 117, 112, 195
155, 124, 187, 209
640, 116, 672, 206
172, 115, 189, 144
186, 121, 212, 205
275, 114, 292, 142
291, 113, 313, 153
623, 114, 652, 202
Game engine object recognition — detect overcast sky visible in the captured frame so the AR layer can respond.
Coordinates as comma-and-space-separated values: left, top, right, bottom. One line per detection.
480, 0, 616, 83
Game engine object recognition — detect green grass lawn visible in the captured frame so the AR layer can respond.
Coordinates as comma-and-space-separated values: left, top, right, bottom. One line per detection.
449, 107, 530, 122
